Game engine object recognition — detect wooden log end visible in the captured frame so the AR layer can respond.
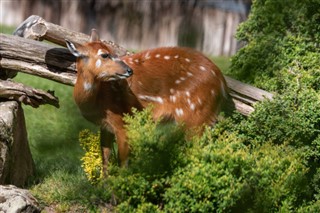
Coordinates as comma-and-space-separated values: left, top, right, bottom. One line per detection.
13, 15, 46, 40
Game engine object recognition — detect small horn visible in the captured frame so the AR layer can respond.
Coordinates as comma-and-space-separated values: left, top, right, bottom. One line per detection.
90, 29, 99, 42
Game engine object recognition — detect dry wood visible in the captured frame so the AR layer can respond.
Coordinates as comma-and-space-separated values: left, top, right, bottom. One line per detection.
0, 79, 59, 108
225, 76, 273, 115
1, 34, 76, 85
3, 16, 274, 115
13, 15, 131, 57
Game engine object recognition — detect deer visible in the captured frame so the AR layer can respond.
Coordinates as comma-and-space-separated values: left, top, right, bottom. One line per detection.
66, 29, 229, 174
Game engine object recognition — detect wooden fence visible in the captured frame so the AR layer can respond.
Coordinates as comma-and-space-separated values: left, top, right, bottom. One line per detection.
0, 15, 272, 116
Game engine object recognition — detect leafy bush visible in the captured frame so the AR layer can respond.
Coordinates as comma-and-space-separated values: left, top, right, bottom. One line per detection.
229, 0, 320, 92
123, 107, 188, 177
78, 98, 320, 211
237, 88, 320, 147
164, 131, 308, 213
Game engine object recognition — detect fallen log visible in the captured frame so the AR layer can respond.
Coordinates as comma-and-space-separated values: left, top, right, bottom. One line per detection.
2, 15, 274, 115
13, 15, 131, 57
1, 34, 76, 85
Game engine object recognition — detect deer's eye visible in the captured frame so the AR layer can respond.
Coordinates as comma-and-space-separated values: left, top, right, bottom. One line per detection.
100, 53, 109, 59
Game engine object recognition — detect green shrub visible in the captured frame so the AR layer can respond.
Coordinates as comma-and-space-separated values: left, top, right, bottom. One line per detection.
237, 88, 320, 147
229, 0, 320, 92
124, 107, 188, 177
164, 130, 308, 213
78, 103, 320, 212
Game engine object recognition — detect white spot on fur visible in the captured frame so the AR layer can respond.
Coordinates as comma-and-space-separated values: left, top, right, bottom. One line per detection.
197, 97, 202, 105
155, 54, 161, 58
170, 88, 175, 94
175, 108, 184, 117
175, 80, 181, 84
187, 72, 193, 77
170, 95, 176, 103
145, 52, 151, 59
83, 81, 93, 91
190, 103, 196, 111
187, 98, 195, 111
199, 66, 206, 71
134, 59, 139, 63
180, 77, 186, 81
211, 90, 216, 96
211, 69, 217, 77
185, 91, 190, 97
95, 59, 101, 68
164, 55, 170, 60
174, 55, 179, 59
185, 58, 191, 63
138, 95, 163, 104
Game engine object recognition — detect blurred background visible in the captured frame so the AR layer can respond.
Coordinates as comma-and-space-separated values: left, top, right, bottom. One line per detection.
0, 0, 251, 56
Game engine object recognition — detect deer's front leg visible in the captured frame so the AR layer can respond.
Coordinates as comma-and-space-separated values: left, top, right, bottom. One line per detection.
100, 127, 115, 176
114, 128, 129, 167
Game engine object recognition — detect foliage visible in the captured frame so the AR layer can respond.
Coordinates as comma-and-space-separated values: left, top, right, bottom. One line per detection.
238, 88, 320, 147
79, 130, 103, 184
78, 93, 320, 211
123, 107, 189, 177
164, 132, 308, 213
228, 0, 320, 92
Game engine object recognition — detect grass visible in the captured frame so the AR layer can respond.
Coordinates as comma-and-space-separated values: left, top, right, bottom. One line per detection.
14, 74, 97, 175
14, 73, 98, 210
210, 56, 231, 74
0, 24, 15, 34
1, 24, 231, 211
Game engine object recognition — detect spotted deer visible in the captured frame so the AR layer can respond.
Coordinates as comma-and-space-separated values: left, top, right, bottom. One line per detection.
66, 30, 229, 174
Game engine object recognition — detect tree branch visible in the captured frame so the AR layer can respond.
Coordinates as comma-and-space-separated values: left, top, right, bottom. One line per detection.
0, 80, 59, 108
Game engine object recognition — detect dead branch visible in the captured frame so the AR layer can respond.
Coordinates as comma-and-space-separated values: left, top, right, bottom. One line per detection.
0, 79, 59, 108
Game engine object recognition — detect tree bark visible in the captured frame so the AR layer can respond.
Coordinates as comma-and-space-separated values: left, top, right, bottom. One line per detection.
13, 15, 131, 57
1, 33, 76, 85
0, 79, 59, 108
2, 15, 274, 115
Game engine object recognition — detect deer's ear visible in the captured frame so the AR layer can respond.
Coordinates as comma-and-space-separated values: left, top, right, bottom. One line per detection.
90, 29, 99, 42
65, 39, 85, 58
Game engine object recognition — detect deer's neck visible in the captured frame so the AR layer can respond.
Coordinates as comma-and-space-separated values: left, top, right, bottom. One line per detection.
73, 71, 102, 121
